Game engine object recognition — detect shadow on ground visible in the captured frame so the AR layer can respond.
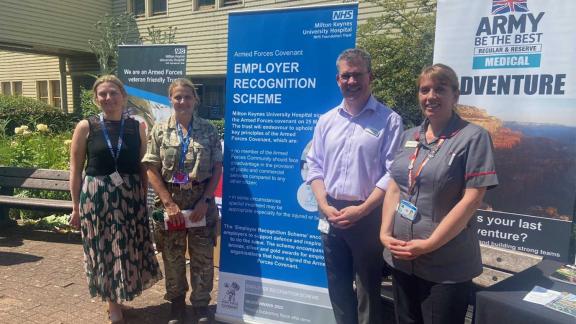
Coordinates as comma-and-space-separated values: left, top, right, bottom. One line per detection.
0, 251, 43, 266
0, 225, 81, 245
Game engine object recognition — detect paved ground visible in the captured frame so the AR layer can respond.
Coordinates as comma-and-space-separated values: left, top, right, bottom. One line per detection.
0, 226, 220, 324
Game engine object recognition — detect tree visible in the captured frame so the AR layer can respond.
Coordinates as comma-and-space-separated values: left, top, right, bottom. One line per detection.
358, 0, 436, 127
143, 25, 178, 44
88, 13, 138, 75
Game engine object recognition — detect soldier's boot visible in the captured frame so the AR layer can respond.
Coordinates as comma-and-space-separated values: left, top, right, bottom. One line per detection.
193, 306, 211, 324
167, 295, 186, 324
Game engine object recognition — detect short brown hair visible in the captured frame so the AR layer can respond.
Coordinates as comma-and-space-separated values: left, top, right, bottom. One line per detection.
417, 64, 459, 93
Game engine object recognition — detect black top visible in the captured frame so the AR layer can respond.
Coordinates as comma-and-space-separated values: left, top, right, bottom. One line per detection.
85, 116, 141, 176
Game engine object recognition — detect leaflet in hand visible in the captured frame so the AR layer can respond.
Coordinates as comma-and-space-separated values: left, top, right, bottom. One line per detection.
164, 209, 206, 231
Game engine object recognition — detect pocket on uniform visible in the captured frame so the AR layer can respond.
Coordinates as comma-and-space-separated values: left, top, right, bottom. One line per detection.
162, 145, 180, 170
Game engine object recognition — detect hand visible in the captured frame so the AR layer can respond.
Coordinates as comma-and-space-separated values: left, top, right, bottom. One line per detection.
329, 205, 364, 229
387, 239, 433, 260
69, 210, 80, 230
164, 202, 184, 226
318, 203, 341, 222
380, 234, 413, 260
189, 200, 208, 222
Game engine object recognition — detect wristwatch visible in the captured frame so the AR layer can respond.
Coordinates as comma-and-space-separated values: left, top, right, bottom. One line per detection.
204, 196, 212, 203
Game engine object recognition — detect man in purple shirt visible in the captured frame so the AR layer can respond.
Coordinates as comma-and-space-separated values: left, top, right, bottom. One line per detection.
306, 48, 403, 324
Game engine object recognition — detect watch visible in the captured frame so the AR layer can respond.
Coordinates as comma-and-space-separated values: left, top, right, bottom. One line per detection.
204, 197, 212, 203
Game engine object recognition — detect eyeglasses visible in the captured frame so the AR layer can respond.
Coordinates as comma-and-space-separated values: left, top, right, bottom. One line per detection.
338, 72, 368, 81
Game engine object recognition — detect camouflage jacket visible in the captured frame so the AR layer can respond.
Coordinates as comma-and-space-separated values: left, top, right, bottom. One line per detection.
142, 115, 222, 183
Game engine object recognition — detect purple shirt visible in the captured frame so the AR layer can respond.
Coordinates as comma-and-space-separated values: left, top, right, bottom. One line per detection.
306, 95, 403, 201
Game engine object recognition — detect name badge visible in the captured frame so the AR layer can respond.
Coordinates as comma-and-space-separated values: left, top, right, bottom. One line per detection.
405, 140, 418, 148
172, 171, 189, 184
397, 199, 417, 221
318, 218, 330, 234
109, 171, 124, 187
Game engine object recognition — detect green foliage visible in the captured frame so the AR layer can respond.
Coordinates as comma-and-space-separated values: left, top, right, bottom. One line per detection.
358, 0, 436, 127
88, 12, 138, 75
1, 132, 72, 169
80, 88, 100, 118
0, 95, 79, 136
210, 119, 224, 140
143, 25, 178, 44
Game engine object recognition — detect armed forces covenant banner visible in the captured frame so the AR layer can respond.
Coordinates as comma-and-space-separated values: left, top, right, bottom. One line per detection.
435, 0, 576, 261
118, 44, 187, 126
217, 4, 357, 323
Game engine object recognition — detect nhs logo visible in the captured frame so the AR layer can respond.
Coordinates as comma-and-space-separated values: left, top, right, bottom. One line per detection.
332, 10, 354, 20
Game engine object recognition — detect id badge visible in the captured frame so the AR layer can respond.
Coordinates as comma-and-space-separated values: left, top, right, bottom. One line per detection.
318, 218, 330, 234
109, 171, 124, 187
172, 171, 189, 184
397, 199, 417, 221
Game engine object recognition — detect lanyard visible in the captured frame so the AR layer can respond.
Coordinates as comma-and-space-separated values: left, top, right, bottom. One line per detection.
176, 121, 193, 171
407, 138, 445, 196
99, 113, 125, 169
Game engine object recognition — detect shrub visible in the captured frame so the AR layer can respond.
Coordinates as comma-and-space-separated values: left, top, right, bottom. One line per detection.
0, 95, 79, 136
79, 88, 100, 118
210, 119, 224, 140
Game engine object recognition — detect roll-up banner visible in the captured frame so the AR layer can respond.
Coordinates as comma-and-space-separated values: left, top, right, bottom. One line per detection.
435, 0, 575, 261
117, 44, 187, 126
217, 4, 357, 323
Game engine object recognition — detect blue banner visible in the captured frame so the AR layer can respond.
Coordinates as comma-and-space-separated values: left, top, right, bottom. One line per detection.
217, 4, 357, 323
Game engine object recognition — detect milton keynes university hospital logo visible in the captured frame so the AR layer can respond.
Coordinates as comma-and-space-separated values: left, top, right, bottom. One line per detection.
492, 0, 529, 15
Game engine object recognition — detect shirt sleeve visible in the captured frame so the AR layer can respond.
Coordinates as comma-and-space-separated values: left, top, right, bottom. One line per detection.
305, 117, 325, 184
465, 129, 499, 189
141, 123, 162, 166
375, 113, 404, 191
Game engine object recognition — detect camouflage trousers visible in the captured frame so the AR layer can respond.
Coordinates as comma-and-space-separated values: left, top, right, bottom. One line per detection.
153, 183, 218, 305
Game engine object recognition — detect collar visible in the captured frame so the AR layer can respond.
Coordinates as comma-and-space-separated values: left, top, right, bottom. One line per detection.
337, 95, 377, 118
414, 113, 466, 145
167, 115, 199, 131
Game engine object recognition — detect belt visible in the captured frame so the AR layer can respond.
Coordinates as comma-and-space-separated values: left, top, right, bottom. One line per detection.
165, 179, 208, 190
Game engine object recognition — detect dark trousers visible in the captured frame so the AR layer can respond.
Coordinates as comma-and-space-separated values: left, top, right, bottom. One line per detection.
391, 267, 472, 324
321, 197, 384, 324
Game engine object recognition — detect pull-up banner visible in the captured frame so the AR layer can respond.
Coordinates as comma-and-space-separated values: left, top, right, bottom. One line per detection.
217, 4, 357, 323
118, 44, 187, 126
434, 0, 576, 261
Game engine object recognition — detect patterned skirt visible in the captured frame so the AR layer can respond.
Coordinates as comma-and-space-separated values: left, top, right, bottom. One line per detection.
80, 174, 163, 302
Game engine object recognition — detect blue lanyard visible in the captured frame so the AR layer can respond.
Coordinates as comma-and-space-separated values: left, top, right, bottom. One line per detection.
176, 121, 193, 171
99, 113, 125, 169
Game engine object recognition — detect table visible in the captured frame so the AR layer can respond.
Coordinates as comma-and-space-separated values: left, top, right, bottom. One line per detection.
475, 259, 576, 324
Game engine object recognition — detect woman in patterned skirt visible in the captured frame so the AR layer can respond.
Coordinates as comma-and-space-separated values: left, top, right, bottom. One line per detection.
69, 75, 162, 324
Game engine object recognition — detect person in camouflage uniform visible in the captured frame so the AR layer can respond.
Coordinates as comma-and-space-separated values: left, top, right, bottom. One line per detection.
143, 78, 222, 324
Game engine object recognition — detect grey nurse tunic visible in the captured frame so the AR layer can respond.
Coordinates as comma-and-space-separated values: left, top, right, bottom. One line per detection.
383, 113, 499, 283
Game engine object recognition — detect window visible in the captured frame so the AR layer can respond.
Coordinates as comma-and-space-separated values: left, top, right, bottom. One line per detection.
1, 82, 10, 95
152, 0, 167, 15
129, 0, 167, 17
37, 81, 48, 103
197, 0, 215, 10
36, 80, 61, 107
222, 0, 242, 6
12, 82, 22, 96
50, 80, 61, 108
194, 0, 242, 11
131, 0, 145, 17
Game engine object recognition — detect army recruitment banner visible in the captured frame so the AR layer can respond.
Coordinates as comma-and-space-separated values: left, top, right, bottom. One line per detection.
216, 4, 357, 323
435, 0, 576, 261
117, 44, 187, 126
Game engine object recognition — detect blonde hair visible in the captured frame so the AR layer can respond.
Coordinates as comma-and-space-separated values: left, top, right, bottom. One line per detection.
92, 75, 128, 107
168, 78, 199, 100
417, 64, 460, 93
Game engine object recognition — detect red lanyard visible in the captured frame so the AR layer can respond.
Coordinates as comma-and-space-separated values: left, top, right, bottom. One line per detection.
407, 138, 445, 195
